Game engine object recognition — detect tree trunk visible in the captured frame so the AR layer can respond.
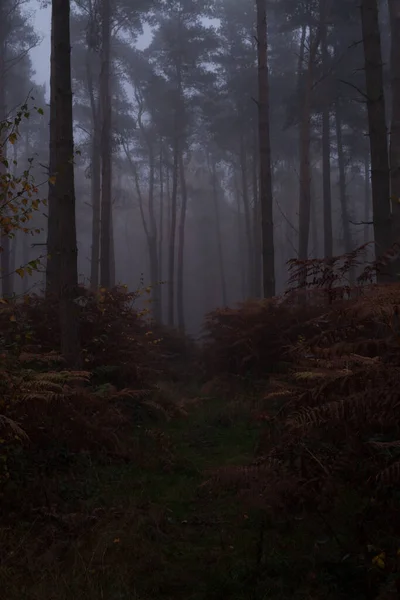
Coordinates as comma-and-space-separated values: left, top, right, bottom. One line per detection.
168, 138, 178, 327
109, 202, 115, 286
0, 139, 11, 297
336, 101, 354, 283
158, 145, 164, 322
389, 0, 400, 276
256, 0, 275, 297
176, 152, 187, 332
148, 144, 160, 321
360, 0, 392, 279
99, 0, 112, 288
0, 13, 11, 299
46, 0, 80, 364
364, 151, 372, 246
310, 184, 319, 256
86, 55, 101, 289
335, 102, 352, 254
321, 0, 333, 258
211, 160, 228, 306
252, 127, 262, 297
298, 27, 321, 265
239, 134, 253, 295
22, 130, 30, 294
234, 168, 246, 300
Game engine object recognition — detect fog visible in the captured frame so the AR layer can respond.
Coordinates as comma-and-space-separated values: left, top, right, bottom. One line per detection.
1, 0, 380, 335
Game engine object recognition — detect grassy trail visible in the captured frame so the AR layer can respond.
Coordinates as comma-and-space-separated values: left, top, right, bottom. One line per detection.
5, 397, 270, 600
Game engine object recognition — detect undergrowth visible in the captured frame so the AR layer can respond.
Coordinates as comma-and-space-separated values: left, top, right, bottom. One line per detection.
3, 248, 400, 599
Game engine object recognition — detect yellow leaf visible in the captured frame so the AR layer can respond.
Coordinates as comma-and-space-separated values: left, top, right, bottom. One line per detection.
372, 553, 385, 569
15, 267, 24, 278
9, 315, 16, 322
48, 176, 56, 185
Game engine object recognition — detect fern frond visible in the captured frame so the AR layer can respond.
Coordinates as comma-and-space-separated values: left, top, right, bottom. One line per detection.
294, 368, 351, 381
0, 414, 28, 440
369, 440, 400, 449
19, 381, 64, 394
18, 392, 64, 403
18, 352, 65, 364
376, 461, 400, 486
201, 460, 282, 490
113, 388, 152, 400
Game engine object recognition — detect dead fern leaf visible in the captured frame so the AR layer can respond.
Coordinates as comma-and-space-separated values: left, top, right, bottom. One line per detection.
369, 440, 400, 449
0, 414, 28, 440
20, 381, 64, 394
376, 461, 400, 486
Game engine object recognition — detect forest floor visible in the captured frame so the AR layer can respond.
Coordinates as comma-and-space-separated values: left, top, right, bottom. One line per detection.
2, 388, 283, 600
3, 285, 400, 599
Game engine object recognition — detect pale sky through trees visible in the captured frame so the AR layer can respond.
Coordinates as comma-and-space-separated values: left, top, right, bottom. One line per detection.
29, 2, 152, 93
30, 3, 50, 89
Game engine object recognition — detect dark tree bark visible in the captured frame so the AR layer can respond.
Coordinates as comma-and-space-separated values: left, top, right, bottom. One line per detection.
99, 0, 112, 288
256, 0, 275, 297
211, 160, 228, 306
360, 0, 392, 279
158, 145, 164, 321
167, 138, 178, 327
234, 168, 246, 300
335, 101, 355, 283
148, 143, 160, 321
176, 152, 187, 332
298, 26, 321, 264
364, 151, 372, 246
46, 0, 80, 364
0, 10, 12, 299
389, 0, 400, 272
335, 101, 353, 256
86, 53, 101, 289
321, 0, 333, 258
252, 126, 262, 297
239, 133, 254, 295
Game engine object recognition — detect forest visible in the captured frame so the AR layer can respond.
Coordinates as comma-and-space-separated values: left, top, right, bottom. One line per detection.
1, 0, 400, 598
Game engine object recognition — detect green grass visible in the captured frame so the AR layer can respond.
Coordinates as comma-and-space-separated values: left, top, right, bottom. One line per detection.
2, 392, 380, 600
2, 395, 278, 600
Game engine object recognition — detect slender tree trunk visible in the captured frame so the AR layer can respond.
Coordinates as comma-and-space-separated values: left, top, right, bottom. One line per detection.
22, 130, 30, 294
336, 101, 354, 283
211, 161, 228, 306
168, 138, 179, 327
109, 202, 115, 286
335, 102, 352, 255
177, 152, 187, 332
86, 56, 101, 289
298, 27, 321, 264
158, 145, 164, 321
310, 185, 319, 256
0, 15, 11, 299
234, 169, 246, 300
46, 0, 80, 364
252, 127, 262, 297
364, 151, 372, 246
99, 0, 112, 288
360, 0, 392, 280
90, 129, 101, 287
239, 134, 253, 294
0, 139, 11, 297
389, 0, 400, 277
321, 0, 333, 258
22, 231, 29, 293
256, 0, 275, 297
148, 144, 160, 321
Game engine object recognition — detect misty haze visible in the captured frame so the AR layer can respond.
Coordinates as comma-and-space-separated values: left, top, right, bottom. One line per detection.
1, 0, 399, 598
